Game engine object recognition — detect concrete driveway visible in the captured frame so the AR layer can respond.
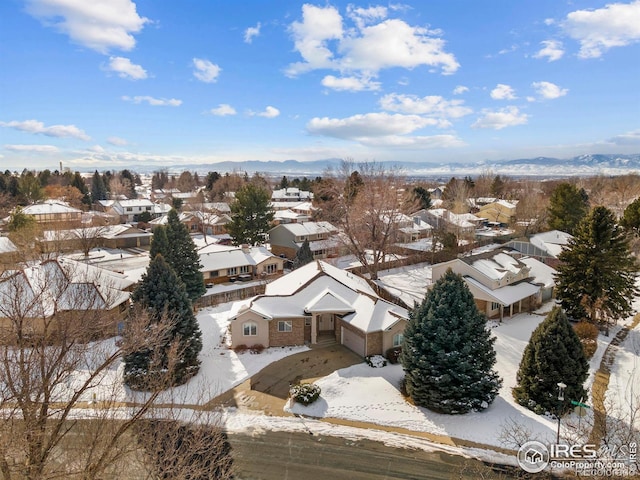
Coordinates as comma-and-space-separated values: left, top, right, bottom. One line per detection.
207, 344, 363, 415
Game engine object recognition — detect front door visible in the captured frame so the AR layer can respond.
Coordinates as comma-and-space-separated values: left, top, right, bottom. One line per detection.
318, 314, 334, 332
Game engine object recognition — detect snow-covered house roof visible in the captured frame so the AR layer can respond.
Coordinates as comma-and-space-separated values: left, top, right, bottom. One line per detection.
271, 221, 337, 237
0, 258, 131, 319
231, 261, 407, 334
529, 230, 572, 258
0, 237, 17, 254
463, 276, 540, 307
199, 245, 277, 271
21, 201, 82, 216
469, 252, 529, 281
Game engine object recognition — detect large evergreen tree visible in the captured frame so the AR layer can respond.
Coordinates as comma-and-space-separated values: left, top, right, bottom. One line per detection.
400, 270, 502, 414
555, 206, 638, 332
165, 209, 206, 302
124, 255, 202, 389
293, 239, 314, 269
91, 170, 108, 202
513, 307, 588, 415
547, 183, 589, 234
226, 183, 274, 246
150, 225, 170, 260
620, 196, 640, 236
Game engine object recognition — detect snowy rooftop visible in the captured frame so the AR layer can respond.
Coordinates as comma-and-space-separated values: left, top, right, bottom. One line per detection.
463, 276, 539, 306
199, 245, 278, 271
470, 251, 528, 281
22, 201, 82, 215
529, 230, 573, 258
0, 237, 17, 254
273, 221, 337, 236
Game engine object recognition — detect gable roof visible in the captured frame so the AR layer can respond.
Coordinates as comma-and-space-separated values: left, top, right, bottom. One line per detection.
232, 261, 407, 333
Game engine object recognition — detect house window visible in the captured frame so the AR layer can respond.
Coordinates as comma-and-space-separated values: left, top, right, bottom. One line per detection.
209, 271, 218, 278
239, 265, 250, 274
228, 267, 237, 275
278, 321, 292, 332
243, 322, 257, 336
393, 333, 404, 347
265, 264, 277, 274
491, 302, 501, 311
305, 317, 311, 326
126, 207, 133, 212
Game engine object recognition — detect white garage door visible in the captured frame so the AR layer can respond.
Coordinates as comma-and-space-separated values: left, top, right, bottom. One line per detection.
341, 327, 365, 357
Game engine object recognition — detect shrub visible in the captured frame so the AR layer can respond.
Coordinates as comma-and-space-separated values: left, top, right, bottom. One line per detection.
385, 346, 402, 364
233, 344, 248, 353
574, 322, 599, 359
365, 354, 387, 368
289, 383, 321, 406
250, 344, 265, 354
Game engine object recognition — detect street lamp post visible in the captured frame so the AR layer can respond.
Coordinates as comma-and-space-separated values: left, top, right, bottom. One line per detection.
557, 382, 567, 444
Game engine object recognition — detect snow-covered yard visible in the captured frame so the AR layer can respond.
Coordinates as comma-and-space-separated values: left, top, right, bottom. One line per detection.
286, 305, 626, 450
70, 303, 308, 405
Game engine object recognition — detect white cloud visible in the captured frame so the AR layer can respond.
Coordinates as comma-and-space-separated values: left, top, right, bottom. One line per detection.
321, 75, 380, 91
357, 134, 465, 148
192, 58, 221, 83
25, 0, 148, 54
490, 84, 517, 100
562, 1, 640, 58
4, 144, 59, 153
379, 93, 472, 119
533, 40, 565, 61
531, 81, 568, 100
287, 5, 458, 78
210, 104, 237, 116
306, 112, 438, 140
249, 106, 280, 118
607, 129, 640, 145
0, 119, 90, 140
121, 96, 182, 106
105, 56, 147, 80
107, 136, 128, 146
453, 85, 469, 95
346, 5, 388, 28
287, 4, 343, 75
472, 106, 529, 130
244, 22, 261, 43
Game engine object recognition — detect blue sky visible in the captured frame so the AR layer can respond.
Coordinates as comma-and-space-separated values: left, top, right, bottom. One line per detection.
1, 0, 639, 172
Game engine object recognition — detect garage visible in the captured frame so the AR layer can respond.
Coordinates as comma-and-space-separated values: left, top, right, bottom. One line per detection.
341, 327, 365, 357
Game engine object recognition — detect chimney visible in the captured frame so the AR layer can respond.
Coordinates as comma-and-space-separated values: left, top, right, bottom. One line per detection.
241, 244, 250, 254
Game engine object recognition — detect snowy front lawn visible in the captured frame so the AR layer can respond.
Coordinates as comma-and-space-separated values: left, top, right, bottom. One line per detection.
286, 310, 616, 449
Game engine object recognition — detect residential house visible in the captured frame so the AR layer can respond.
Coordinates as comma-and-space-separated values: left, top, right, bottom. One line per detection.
40, 224, 152, 252
477, 200, 518, 225
0, 257, 133, 340
19, 201, 83, 227
199, 244, 284, 285
432, 247, 547, 320
269, 221, 341, 259
271, 187, 313, 203
506, 230, 572, 268
229, 260, 408, 357
417, 208, 481, 238
110, 199, 155, 223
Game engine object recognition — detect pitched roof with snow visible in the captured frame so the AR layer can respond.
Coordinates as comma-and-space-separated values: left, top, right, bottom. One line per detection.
22, 201, 82, 215
271, 221, 337, 237
199, 245, 278, 271
232, 261, 407, 333
529, 230, 573, 258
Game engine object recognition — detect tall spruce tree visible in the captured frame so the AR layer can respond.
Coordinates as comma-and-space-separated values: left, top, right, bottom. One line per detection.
150, 225, 170, 260
293, 239, 314, 269
513, 307, 588, 415
547, 183, 589, 234
400, 270, 501, 414
124, 255, 202, 389
555, 206, 638, 332
165, 209, 206, 302
227, 183, 274, 246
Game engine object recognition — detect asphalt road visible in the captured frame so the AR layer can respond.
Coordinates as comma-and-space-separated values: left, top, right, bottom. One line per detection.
227, 430, 525, 480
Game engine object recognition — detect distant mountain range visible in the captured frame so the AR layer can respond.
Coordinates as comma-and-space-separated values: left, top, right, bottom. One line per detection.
102, 154, 640, 179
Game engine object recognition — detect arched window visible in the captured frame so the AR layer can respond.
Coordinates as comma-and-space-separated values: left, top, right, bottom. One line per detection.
393, 333, 404, 347
243, 322, 257, 336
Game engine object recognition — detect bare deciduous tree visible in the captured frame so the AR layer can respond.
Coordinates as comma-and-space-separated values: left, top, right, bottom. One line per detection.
315, 160, 409, 280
